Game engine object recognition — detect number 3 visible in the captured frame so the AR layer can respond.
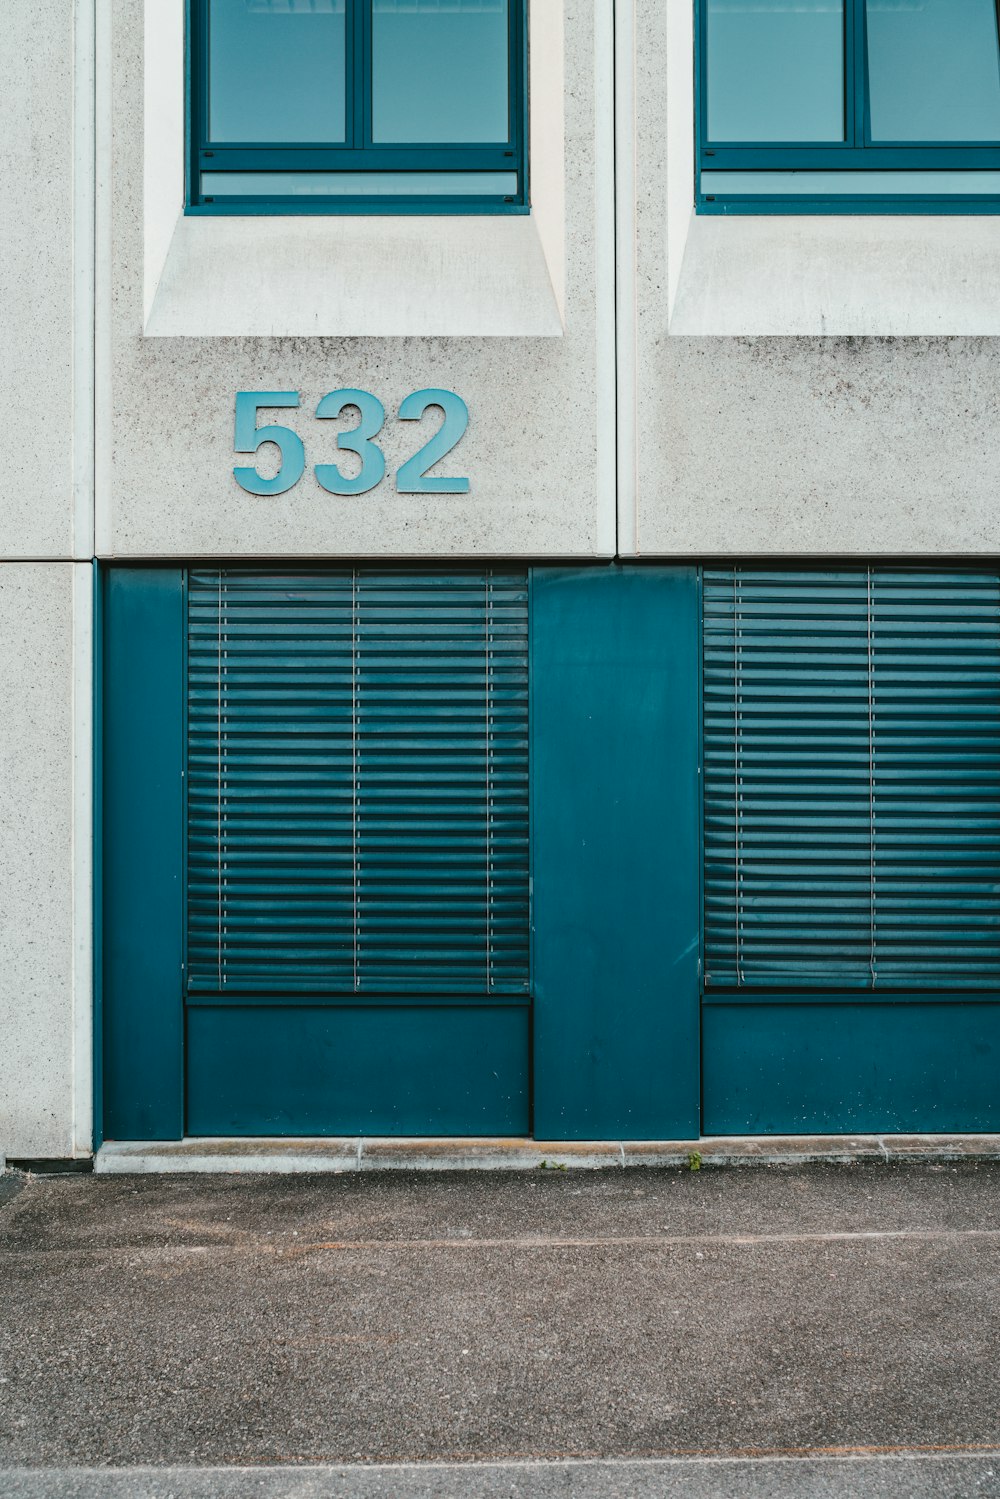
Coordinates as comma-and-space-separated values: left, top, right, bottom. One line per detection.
314, 388, 386, 496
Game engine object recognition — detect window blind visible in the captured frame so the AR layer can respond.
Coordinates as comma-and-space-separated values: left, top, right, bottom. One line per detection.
187, 569, 530, 995
703, 568, 1000, 990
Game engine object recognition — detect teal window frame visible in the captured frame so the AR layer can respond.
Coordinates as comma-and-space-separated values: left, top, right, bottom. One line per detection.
696, 0, 1000, 214
186, 0, 528, 216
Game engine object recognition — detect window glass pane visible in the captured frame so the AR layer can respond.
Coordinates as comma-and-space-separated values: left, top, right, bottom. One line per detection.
201, 171, 519, 196
208, 0, 347, 145
706, 0, 845, 143
372, 0, 510, 144
867, 0, 1000, 142
702, 169, 1000, 194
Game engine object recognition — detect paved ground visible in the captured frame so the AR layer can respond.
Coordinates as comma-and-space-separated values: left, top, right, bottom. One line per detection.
2, 1457, 1000, 1498
2, 1161, 1000, 1495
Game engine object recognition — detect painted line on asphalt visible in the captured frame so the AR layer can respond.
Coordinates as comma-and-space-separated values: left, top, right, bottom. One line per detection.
284, 1227, 1000, 1251
5, 1225, 1000, 1261
241, 1445, 1000, 1464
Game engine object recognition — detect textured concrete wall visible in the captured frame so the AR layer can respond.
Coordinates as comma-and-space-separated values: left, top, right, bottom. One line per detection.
0, 1, 78, 558
0, 3, 93, 1157
628, 2, 1000, 557
99, 0, 614, 559
0, 566, 89, 1159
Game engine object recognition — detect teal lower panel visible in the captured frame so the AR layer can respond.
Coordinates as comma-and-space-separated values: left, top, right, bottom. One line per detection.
186, 1005, 530, 1137
703, 1003, 1000, 1135
531, 567, 701, 1140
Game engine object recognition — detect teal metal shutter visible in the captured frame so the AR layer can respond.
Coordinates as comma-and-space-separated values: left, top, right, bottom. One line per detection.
187, 569, 530, 997
703, 568, 1000, 990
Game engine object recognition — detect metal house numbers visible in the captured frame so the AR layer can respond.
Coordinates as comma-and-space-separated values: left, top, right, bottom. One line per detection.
232, 388, 471, 497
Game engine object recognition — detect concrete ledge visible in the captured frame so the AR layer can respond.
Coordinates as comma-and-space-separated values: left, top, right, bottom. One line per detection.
668, 213, 1000, 336
94, 1133, 1000, 1175
145, 214, 565, 338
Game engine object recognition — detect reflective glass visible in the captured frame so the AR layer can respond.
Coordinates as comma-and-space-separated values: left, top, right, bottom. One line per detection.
372, 0, 510, 144
867, 0, 1000, 142
702, 169, 1000, 193
706, 0, 845, 143
208, 0, 347, 144
201, 171, 519, 195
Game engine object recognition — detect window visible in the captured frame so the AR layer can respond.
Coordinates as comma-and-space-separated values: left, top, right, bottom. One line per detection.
702, 567, 1000, 989
187, 0, 527, 214
697, 0, 1000, 212
186, 568, 531, 995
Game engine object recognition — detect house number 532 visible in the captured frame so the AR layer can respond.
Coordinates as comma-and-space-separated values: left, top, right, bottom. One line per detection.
233, 388, 470, 497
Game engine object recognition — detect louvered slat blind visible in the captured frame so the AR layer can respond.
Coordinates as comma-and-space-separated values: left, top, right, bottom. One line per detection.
704, 568, 1000, 990
187, 569, 530, 995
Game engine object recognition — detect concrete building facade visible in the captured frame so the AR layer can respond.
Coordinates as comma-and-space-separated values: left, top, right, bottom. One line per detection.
5, 0, 1000, 1160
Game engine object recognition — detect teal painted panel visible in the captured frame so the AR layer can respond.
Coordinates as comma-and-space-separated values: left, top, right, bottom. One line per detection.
703, 989, 1000, 1007
531, 567, 701, 1140
92, 562, 104, 1149
102, 569, 185, 1140
186, 1005, 529, 1136
704, 1002, 1000, 1134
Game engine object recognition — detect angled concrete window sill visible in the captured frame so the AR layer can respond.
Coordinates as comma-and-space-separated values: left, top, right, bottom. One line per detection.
668, 215, 1000, 337
143, 0, 565, 338
145, 213, 564, 338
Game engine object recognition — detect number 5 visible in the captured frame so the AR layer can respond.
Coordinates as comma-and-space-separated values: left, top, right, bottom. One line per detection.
233, 392, 305, 496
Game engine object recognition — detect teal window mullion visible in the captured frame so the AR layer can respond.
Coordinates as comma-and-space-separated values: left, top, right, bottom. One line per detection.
343, 0, 357, 152
846, 0, 864, 149
356, 0, 371, 152
855, 0, 870, 149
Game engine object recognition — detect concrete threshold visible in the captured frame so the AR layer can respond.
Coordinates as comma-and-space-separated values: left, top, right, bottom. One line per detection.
93, 1132, 1000, 1174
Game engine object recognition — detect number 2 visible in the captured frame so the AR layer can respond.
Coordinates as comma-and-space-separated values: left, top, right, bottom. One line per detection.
396, 389, 470, 495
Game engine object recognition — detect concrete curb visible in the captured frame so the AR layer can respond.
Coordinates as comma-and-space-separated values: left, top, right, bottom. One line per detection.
93, 1132, 1000, 1174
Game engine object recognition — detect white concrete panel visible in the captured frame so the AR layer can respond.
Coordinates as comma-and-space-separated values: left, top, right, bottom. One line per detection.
615, 0, 638, 556
74, 0, 97, 560
0, 565, 91, 1160
0, 2, 80, 558
100, 0, 614, 559
628, 0, 1000, 556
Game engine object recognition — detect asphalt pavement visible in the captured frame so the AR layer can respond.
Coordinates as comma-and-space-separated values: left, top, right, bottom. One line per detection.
2, 1160, 1000, 1496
